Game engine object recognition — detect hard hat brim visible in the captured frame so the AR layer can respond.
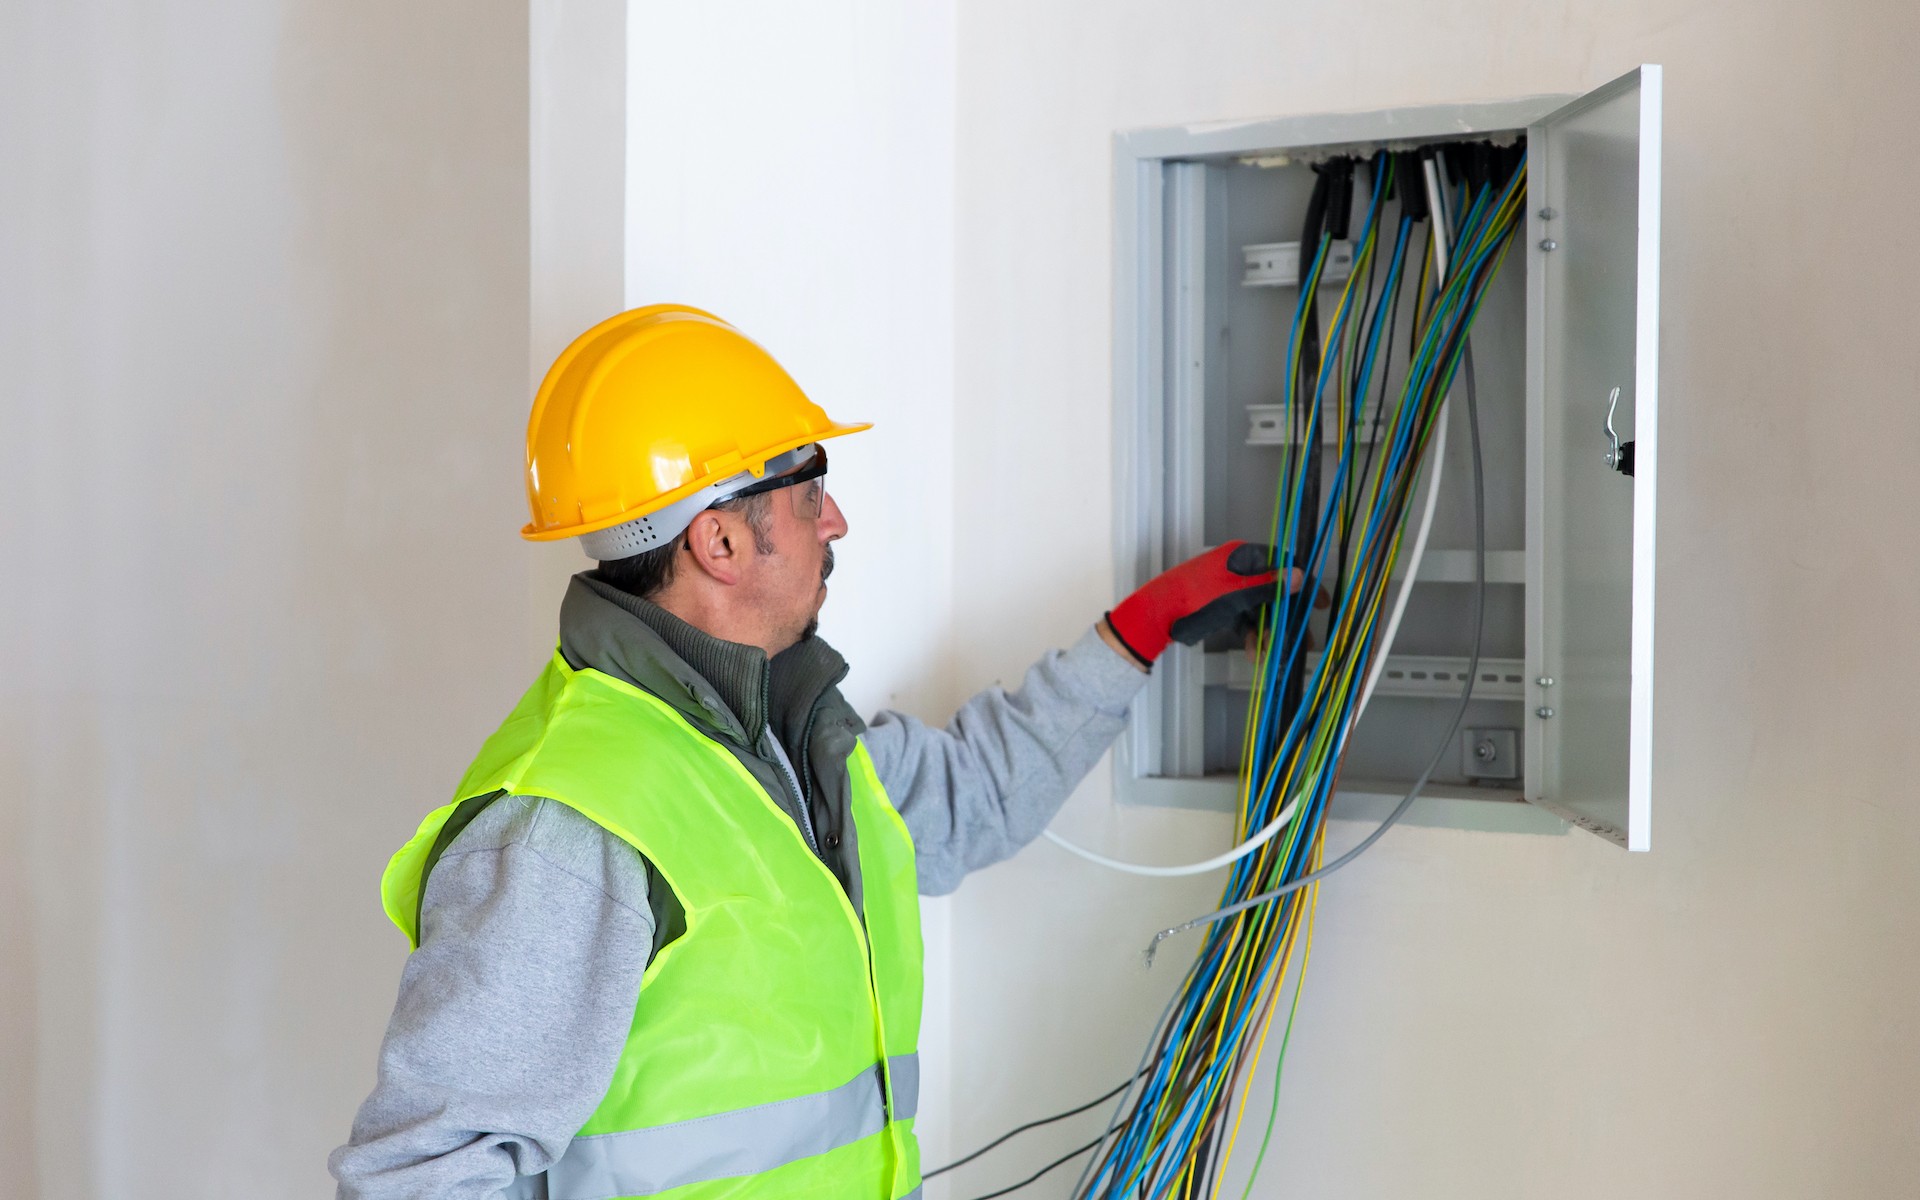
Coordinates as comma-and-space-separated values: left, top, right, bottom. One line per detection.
519, 420, 872, 543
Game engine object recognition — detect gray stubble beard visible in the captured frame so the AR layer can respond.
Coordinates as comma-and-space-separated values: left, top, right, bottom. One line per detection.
798, 544, 835, 643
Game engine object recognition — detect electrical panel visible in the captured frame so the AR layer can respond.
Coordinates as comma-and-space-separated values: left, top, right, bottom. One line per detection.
1111, 69, 1662, 849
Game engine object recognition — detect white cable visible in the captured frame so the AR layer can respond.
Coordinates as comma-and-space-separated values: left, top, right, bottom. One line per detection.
1046, 159, 1461, 879
1043, 798, 1305, 877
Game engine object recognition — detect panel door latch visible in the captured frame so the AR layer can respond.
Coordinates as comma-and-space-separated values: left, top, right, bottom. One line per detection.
1604, 386, 1636, 476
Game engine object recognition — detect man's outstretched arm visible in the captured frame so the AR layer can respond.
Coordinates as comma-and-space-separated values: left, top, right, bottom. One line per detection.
869, 542, 1294, 894
865, 622, 1147, 895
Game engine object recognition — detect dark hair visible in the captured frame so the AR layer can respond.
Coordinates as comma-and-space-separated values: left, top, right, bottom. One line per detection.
597, 493, 776, 599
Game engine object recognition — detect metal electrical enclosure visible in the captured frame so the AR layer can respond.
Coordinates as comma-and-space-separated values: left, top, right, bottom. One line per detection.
1111, 68, 1662, 849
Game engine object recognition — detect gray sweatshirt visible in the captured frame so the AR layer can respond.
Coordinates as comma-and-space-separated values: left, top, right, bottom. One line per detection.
329, 576, 1147, 1199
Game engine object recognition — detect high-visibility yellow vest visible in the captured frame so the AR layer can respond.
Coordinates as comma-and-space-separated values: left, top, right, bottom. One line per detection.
382, 653, 924, 1200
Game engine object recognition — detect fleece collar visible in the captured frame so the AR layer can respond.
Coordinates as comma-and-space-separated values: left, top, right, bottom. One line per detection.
558, 573, 852, 751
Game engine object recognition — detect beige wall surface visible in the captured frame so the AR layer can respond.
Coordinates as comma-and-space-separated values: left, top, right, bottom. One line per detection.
1, 2, 531, 1194
6, 0, 1919, 1196
945, 1, 1920, 1197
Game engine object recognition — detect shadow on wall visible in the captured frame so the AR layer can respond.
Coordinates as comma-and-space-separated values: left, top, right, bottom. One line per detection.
6, 2, 533, 1195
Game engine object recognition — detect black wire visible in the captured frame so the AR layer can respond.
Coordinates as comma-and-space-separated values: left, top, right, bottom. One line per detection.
1202, 1099, 1233, 1195
1188, 1117, 1221, 1200
923, 1067, 1148, 1181
963, 1135, 1107, 1200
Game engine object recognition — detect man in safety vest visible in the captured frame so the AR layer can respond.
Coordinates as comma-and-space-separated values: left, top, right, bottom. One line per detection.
331, 306, 1291, 1200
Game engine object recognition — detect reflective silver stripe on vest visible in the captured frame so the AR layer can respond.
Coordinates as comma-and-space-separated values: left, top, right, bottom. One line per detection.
533, 1062, 895, 1200
888, 1053, 920, 1121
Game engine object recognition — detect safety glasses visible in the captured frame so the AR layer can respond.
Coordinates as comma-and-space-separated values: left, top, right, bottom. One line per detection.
726, 444, 828, 520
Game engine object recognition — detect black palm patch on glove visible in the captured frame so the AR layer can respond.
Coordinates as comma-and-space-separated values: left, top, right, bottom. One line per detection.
1167, 543, 1282, 645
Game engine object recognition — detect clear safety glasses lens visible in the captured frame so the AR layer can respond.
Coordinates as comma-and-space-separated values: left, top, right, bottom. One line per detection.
787, 475, 826, 520
727, 444, 829, 520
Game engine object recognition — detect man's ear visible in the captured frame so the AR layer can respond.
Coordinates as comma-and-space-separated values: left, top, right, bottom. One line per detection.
683, 509, 744, 585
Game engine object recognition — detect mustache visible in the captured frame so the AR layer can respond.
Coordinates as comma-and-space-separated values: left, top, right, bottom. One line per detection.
821, 544, 835, 584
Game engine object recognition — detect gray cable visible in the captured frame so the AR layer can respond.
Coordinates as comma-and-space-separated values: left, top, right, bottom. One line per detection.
1145, 340, 1488, 961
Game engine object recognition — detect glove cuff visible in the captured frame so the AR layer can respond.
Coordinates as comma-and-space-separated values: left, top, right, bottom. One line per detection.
1101, 612, 1156, 669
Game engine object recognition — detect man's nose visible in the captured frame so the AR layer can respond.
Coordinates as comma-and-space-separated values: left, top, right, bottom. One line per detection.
820, 491, 848, 541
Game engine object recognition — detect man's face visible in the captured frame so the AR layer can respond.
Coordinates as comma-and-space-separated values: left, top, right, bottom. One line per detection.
733, 473, 846, 653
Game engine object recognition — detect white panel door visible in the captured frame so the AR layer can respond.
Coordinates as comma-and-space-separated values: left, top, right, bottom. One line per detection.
1526, 66, 1662, 849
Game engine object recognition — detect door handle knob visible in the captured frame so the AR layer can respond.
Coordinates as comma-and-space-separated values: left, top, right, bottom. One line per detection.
1603, 386, 1635, 477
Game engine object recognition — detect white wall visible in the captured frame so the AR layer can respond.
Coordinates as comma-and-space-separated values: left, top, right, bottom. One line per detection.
527, 0, 631, 647
0, 2, 530, 1194
10, 2, 1918, 1197
947, 2, 1920, 1198
621, 0, 961, 1167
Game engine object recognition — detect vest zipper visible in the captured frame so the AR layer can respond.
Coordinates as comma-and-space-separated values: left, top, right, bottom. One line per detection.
763, 729, 821, 857
797, 703, 822, 825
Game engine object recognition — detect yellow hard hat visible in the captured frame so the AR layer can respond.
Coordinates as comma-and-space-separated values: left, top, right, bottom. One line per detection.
522, 304, 869, 551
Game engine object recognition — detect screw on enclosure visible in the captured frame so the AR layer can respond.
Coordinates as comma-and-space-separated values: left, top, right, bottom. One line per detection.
1536, 676, 1554, 686
1538, 207, 1557, 220
1536, 707, 1555, 719
1539, 239, 1558, 251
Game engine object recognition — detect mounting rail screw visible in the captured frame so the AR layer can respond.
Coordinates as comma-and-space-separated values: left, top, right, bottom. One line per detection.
1536, 706, 1556, 719
1538, 208, 1557, 220
1539, 239, 1558, 251
1536, 676, 1555, 687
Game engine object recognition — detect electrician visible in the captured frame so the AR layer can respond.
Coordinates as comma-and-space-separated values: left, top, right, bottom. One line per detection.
330, 305, 1294, 1200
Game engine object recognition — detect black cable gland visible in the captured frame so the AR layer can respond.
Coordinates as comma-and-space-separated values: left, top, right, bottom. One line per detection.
1301, 165, 1330, 254
1325, 157, 1355, 241
1336, 159, 1351, 240
1499, 140, 1527, 183
1467, 142, 1494, 192
1395, 151, 1429, 220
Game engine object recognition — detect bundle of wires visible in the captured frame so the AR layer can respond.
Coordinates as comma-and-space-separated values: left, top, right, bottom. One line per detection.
1060, 144, 1530, 1200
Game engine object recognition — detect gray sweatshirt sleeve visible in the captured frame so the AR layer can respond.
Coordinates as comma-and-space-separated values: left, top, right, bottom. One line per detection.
330, 795, 654, 1200
864, 626, 1149, 895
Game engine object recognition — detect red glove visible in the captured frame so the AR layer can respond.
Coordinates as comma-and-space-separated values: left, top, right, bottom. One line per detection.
1106, 541, 1294, 667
